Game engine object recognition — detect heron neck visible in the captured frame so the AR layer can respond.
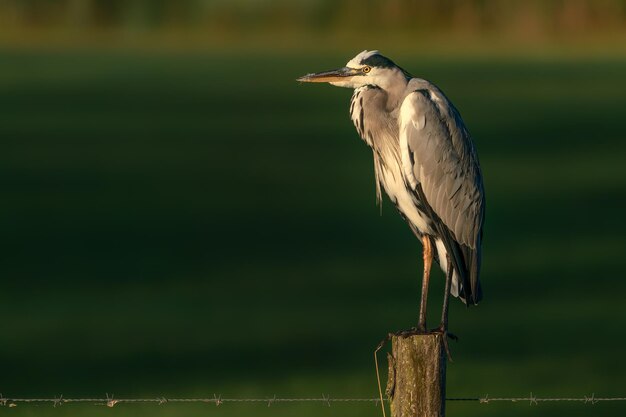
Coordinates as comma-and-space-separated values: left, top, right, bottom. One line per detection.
382, 72, 409, 111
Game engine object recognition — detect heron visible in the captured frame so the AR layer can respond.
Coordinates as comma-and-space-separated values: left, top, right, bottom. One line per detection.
297, 50, 485, 338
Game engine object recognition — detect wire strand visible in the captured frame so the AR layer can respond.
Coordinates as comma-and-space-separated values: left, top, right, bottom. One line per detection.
1, 393, 625, 408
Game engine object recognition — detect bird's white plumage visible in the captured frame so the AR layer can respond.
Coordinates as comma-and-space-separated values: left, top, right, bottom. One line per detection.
398, 96, 422, 190
346, 50, 379, 68
376, 138, 432, 235
434, 238, 461, 298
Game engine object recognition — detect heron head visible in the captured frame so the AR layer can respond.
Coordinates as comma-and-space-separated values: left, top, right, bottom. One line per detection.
297, 50, 410, 90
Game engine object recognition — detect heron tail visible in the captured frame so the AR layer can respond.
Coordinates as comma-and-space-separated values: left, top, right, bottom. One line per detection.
440, 236, 481, 306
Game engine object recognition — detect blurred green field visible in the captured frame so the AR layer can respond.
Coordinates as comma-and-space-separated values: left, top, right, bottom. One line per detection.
1, 49, 626, 417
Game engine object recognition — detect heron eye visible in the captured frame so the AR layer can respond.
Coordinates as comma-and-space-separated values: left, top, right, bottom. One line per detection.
362, 66, 371, 73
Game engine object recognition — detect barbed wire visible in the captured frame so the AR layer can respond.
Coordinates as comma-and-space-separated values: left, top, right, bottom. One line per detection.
1, 393, 625, 408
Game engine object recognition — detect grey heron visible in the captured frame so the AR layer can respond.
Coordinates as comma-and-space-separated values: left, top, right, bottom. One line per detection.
297, 50, 485, 337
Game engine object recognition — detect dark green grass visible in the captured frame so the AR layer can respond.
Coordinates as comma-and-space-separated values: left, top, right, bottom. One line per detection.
1, 49, 626, 416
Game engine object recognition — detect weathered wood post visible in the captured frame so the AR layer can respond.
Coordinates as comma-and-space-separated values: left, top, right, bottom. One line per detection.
385, 333, 447, 417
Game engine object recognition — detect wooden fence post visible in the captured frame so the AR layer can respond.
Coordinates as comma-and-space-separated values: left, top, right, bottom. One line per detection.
386, 333, 447, 417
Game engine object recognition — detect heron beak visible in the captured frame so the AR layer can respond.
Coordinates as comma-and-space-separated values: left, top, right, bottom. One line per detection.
297, 67, 358, 83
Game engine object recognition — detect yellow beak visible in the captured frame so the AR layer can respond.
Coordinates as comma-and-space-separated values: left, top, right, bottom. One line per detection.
297, 67, 358, 83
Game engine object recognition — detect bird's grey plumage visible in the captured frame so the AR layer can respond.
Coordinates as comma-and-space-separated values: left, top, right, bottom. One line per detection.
298, 50, 485, 310
400, 83, 483, 249
399, 82, 484, 302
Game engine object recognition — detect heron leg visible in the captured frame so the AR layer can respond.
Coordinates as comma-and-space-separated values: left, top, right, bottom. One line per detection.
434, 254, 457, 360
440, 254, 452, 332
417, 235, 433, 332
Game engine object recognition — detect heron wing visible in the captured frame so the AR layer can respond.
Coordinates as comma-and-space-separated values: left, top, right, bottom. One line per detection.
399, 88, 485, 302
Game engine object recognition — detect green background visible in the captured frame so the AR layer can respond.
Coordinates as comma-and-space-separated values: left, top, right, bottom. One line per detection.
2, 1, 626, 416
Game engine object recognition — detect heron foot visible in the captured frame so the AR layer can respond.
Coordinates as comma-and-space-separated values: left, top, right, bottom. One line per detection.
394, 326, 430, 338
376, 327, 458, 359
430, 326, 458, 341
375, 327, 428, 351
430, 326, 457, 361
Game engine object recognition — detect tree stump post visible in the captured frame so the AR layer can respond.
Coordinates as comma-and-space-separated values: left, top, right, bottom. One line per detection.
386, 333, 447, 417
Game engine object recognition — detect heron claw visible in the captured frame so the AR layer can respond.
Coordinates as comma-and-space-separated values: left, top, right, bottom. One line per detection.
391, 326, 429, 338
381, 327, 457, 361
430, 327, 458, 341
430, 326, 457, 361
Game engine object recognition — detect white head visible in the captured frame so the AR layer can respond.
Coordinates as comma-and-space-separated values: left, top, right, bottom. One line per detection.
297, 50, 411, 91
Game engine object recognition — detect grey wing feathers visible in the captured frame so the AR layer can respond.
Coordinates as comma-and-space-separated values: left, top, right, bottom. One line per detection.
399, 87, 485, 303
